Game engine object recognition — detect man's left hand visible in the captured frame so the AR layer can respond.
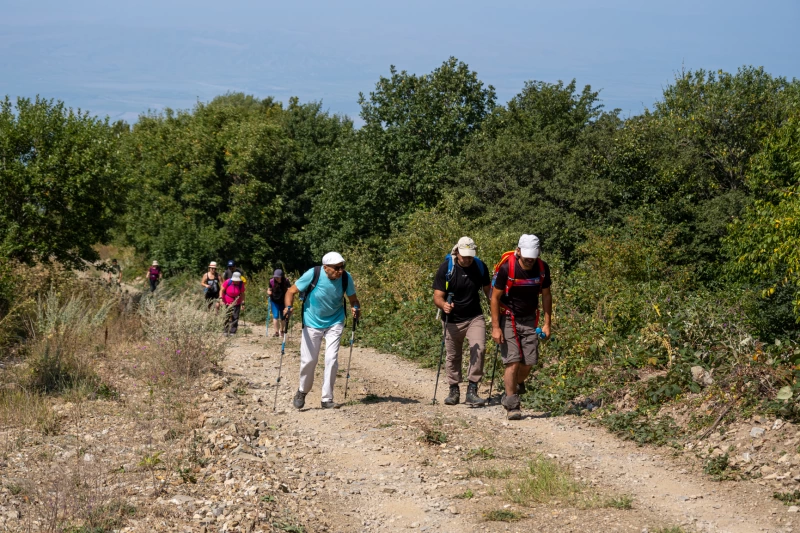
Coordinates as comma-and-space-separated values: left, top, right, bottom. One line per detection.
541, 323, 551, 339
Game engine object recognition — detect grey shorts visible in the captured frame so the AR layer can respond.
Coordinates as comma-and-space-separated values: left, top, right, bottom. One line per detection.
500, 315, 539, 366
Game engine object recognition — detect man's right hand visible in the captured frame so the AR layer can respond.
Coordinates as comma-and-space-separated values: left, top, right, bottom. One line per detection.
283, 307, 293, 318
492, 326, 504, 345
442, 301, 454, 314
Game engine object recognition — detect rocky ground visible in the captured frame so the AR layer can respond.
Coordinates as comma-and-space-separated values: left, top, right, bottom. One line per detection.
3, 320, 800, 532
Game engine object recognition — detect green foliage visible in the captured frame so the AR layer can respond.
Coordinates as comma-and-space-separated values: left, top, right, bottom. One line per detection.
604, 495, 634, 510
464, 446, 495, 461
774, 490, 800, 505
601, 411, 681, 446
305, 58, 495, 255
0, 96, 125, 267
704, 454, 735, 481
483, 509, 523, 522
455, 489, 474, 499
121, 94, 350, 272
727, 114, 800, 318
504, 456, 582, 506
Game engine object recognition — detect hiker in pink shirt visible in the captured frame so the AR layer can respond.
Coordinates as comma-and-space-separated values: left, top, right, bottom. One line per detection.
221, 271, 246, 335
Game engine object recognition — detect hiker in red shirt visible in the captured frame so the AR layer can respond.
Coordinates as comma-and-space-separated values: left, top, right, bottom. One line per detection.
147, 261, 162, 293
490, 235, 552, 420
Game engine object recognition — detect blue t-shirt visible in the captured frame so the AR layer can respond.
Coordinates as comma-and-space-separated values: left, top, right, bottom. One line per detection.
295, 268, 356, 329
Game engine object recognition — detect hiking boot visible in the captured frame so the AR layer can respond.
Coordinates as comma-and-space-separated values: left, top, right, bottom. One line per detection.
465, 381, 487, 407
501, 393, 522, 420
500, 382, 526, 403
293, 390, 307, 410
443, 384, 460, 405
321, 400, 341, 409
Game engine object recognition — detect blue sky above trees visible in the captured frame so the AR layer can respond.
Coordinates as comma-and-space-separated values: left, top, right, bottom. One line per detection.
2, 0, 798, 124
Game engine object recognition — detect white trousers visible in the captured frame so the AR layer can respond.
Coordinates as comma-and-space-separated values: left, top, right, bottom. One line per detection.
298, 322, 345, 402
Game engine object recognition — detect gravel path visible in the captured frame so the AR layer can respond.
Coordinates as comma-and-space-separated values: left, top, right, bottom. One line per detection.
222, 324, 795, 533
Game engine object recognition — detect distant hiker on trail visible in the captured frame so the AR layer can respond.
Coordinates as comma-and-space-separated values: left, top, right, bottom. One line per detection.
267, 269, 291, 337
221, 271, 246, 335
490, 234, 552, 421
147, 261, 162, 292
107, 259, 122, 290
201, 261, 221, 310
223, 260, 242, 282
283, 252, 360, 410
433, 237, 491, 407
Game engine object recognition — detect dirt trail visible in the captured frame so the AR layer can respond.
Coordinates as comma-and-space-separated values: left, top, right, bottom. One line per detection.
223, 324, 794, 533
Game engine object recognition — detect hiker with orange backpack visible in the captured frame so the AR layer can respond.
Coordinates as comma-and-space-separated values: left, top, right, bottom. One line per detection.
432, 237, 491, 407
490, 235, 552, 420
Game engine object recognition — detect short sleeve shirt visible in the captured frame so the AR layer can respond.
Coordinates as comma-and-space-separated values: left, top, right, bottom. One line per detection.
295, 268, 356, 329
494, 257, 551, 318
432, 258, 491, 323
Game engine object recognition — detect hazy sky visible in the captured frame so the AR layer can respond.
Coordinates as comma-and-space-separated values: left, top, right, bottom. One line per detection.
2, 0, 798, 124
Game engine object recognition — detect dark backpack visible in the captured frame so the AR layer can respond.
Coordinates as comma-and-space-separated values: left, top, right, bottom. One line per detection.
300, 266, 349, 327
269, 278, 288, 302
206, 278, 219, 294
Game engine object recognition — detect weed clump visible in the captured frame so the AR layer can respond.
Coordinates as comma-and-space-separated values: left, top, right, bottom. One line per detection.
704, 453, 736, 481
418, 417, 448, 445
600, 411, 681, 446
774, 490, 800, 505
484, 509, 523, 522
504, 455, 581, 505
464, 446, 495, 460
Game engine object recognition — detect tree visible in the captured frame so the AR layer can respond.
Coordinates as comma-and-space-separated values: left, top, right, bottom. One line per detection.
727, 114, 800, 317
0, 96, 124, 266
304, 58, 496, 256
456, 80, 621, 264
121, 93, 350, 272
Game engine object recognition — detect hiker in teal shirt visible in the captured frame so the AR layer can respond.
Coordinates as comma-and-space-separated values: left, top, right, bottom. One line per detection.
283, 252, 361, 410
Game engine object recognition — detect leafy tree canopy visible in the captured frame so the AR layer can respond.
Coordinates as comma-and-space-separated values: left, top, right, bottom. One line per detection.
0, 96, 124, 267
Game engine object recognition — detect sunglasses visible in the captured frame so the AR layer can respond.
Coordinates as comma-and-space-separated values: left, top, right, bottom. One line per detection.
326, 264, 345, 272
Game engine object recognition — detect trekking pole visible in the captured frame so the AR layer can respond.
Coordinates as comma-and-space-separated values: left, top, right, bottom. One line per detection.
273, 315, 290, 412
487, 343, 500, 405
343, 315, 359, 400
432, 293, 454, 405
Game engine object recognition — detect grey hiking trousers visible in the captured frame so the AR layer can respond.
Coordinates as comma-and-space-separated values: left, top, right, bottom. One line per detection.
444, 315, 486, 386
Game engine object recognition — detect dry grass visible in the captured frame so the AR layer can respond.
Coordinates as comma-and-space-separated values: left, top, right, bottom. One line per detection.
504, 455, 582, 505
138, 295, 227, 380
0, 388, 60, 436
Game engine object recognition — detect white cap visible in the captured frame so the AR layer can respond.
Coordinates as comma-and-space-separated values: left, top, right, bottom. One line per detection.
209, 261, 217, 268
231, 272, 242, 282
456, 236, 477, 257
322, 252, 345, 266
152, 260, 159, 266
517, 234, 540, 259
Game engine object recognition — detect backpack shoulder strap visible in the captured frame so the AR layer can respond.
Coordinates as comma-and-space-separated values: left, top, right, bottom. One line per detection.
476, 258, 486, 278
342, 271, 349, 293
309, 266, 321, 293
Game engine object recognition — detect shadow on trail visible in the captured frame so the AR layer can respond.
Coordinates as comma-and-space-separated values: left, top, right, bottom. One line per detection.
354, 394, 421, 405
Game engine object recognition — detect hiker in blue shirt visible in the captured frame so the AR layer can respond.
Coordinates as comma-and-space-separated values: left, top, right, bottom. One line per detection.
283, 252, 361, 410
